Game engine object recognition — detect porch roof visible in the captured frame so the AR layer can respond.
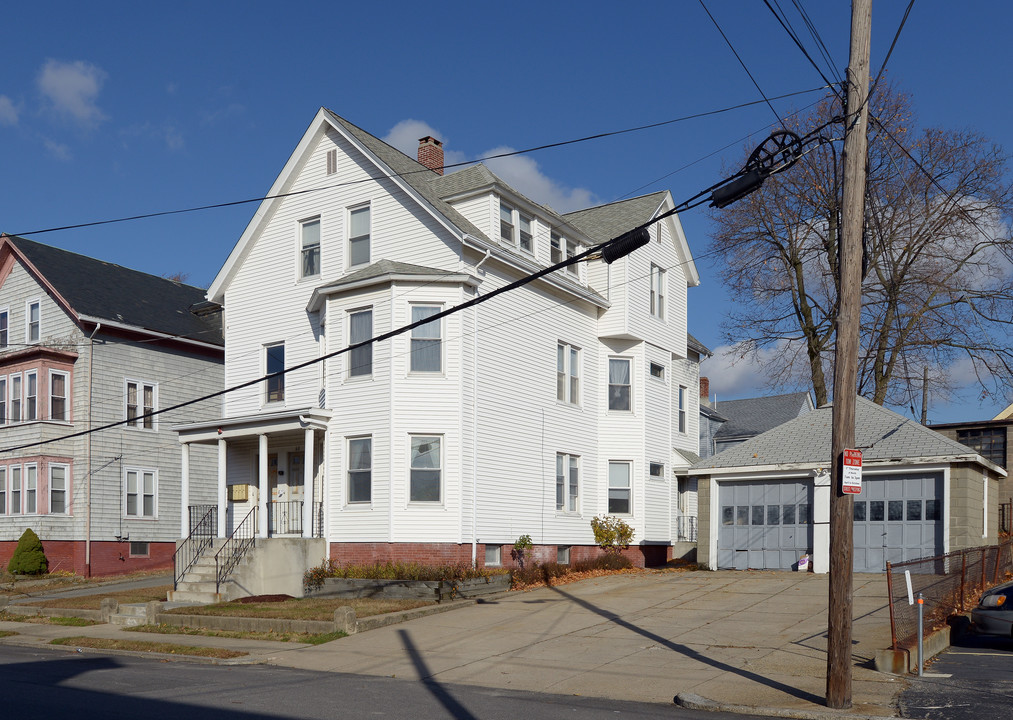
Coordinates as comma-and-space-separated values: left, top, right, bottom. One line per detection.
174, 407, 331, 444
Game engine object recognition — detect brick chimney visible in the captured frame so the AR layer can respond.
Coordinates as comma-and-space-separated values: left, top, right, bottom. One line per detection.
699, 377, 710, 407
417, 136, 444, 175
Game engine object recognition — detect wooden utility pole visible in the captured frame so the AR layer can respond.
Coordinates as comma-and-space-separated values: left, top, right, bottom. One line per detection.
827, 0, 871, 710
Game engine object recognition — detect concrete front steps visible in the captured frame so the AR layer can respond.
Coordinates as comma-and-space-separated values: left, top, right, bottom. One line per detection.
167, 540, 230, 604
109, 603, 154, 627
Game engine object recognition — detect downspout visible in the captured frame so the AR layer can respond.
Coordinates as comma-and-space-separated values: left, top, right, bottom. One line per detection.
471, 249, 490, 567
85, 322, 101, 577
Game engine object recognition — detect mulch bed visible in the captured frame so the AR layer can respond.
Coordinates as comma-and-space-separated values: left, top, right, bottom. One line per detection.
234, 594, 294, 604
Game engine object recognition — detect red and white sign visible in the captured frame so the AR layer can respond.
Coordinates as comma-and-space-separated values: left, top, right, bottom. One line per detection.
842, 448, 862, 494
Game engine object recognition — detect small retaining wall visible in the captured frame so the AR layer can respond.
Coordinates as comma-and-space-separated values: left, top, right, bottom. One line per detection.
305, 574, 510, 602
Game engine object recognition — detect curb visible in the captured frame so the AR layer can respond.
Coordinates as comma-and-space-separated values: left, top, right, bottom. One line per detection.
674, 693, 897, 720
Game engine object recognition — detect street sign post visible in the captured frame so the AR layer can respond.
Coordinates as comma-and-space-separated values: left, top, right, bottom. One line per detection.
842, 448, 862, 494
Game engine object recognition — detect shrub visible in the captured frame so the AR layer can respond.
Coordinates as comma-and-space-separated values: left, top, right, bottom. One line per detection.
8, 528, 48, 575
304, 559, 506, 590
511, 534, 533, 568
590, 515, 635, 556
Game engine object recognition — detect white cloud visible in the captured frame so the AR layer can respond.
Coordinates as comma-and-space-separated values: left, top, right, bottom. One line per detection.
120, 122, 185, 151
37, 59, 107, 127
700, 340, 810, 401
384, 120, 597, 213
43, 138, 72, 161
0, 95, 19, 126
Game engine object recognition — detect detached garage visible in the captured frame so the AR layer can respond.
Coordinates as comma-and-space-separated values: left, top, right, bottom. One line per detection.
692, 397, 1004, 574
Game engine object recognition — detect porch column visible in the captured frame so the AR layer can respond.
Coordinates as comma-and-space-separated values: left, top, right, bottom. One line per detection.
812, 469, 831, 574
258, 434, 269, 538
302, 428, 315, 538
180, 443, 190, 538
217, 439, 227, 538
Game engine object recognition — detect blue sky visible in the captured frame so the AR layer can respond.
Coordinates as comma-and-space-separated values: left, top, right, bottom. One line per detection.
1, 1, 1010, 423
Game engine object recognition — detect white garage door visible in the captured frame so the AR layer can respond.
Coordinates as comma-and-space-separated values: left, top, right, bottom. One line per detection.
852, 472, 943, 572
718, 480, 813, 570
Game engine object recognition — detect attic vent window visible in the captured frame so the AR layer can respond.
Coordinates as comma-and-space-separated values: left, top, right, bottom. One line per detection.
326, 149, 337, 175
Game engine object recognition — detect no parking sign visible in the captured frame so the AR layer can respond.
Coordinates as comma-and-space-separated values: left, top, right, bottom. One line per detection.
842, 448, 862, 494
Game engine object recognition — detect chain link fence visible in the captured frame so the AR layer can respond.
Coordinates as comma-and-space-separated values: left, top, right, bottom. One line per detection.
885, 540, 1013, 649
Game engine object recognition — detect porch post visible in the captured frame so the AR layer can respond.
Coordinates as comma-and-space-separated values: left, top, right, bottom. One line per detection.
303, 428, 314, 538
180, 442, 190, 538
258, 434, 269, 538
217, 439, 227, 537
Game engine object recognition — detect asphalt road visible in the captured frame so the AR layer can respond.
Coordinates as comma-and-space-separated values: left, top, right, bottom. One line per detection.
0, 645, 749, 720
900, 632, 1013, 719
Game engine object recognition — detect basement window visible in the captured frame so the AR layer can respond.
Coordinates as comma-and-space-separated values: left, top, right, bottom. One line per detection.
129, 542, 150, 558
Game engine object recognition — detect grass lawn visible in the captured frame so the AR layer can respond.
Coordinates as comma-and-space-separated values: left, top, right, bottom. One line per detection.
21, 585, 172, 610
165, 596, 434, 622
2, 569, 169, 595
50, 636, 247, 659
0, 612, 99, 627
126, 624, 346, 645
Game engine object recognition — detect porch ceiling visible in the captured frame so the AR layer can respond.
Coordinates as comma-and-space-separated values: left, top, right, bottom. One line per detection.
174, 407, 331, 444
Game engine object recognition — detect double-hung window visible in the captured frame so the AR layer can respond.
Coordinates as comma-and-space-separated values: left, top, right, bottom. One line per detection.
50, 464, 68, 514
26, 300, 40, 343
125, 468, 156, 518
565, 237, 579, 275
410, 435, 442, 502
499, 203, 533, 253
650, 264, 665, 319
50, 371, 68, 421
678, 385, 688, 433
25, 464, 37, 513
347, 437, 372, 503
608, 461, 631, 514
126, 380, 156, 429
556, 343, 579, 404
25, 371, 37, 421
499, 203, 515, 244
0, 309, 8, 348
550, 232, 563, 264
410, 305, 441, 372
0, 467, 5, 514
608, 358, 631, 411
300, 217, 321, 278
348, 205, 370, 267
265, 344, 285, 403
518, 213, 533, 253
10, 466, 21, 514
348, 309, 373, 377
555, 453, 579, 513
10, 374, 21, 423
0, 377, 6, 424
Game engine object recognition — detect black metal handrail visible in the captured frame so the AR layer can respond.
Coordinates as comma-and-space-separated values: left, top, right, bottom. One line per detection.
313, 501, 324, 538
173, 505, 217, 590
215, 506, 258, 594
268, 500, 304, 535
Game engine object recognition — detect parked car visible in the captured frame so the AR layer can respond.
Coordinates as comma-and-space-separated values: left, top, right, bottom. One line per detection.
971, 581, 1013, 638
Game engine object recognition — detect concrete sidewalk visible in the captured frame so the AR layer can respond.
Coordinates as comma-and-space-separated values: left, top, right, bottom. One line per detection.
0, 570, 907, 717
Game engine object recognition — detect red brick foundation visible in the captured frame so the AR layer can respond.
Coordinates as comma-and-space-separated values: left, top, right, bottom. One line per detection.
328, 542, 672, 569
0, 540, 175, 577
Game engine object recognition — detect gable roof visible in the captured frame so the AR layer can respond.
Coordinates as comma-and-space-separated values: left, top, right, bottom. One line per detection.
713, 391, 813, 441
2, 234, 223, 347
693, 395, 1002, 473
687, 332, 711, 357
306, 259, 476, 312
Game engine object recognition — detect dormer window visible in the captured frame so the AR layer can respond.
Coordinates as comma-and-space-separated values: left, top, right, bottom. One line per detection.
500, 203, 515, 244
499, 202, 533, 254
551, 231, 580, 276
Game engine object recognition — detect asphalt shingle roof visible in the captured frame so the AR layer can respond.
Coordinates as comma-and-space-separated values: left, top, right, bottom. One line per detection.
713, 392, 813, 440
6, 235, 223, 345
563, 192, 668, 244
693, 396, 984, 471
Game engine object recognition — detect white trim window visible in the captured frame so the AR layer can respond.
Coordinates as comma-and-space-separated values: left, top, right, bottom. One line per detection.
10, 374, 21, 423
565, 236, 579, 275
678, 385, 688, 433
649, 362, 665, 381
25, 370, 37, 421
410, 305, 442, 373
409, 435, 442, 502
650, 264, 666, 319
0, 466, 5, 514
25, 463, 37, 514
49, 464, 68, 514
50, 370, 69, 421
499, 202, 515, 244
348, 205, 371, 267
348, 309, 373, 378
485, 545, 502, 567
26, 300, 40, 343
126, 380, 156, 429
0, 308, 8, 348
608, 461, 632, 514
347, 436, 372, 504
557, 342, 580, 404
556, 453, 580, 513
300, 217, 321, 279
499, 202, 533, 253
10, 465, 21, 515
608, 358, 632, 412
0, 377, 6, 424
649, 462, 665, 480
518, 212, 533, 253
125, 468, 156, 518
265, 343, 285, 403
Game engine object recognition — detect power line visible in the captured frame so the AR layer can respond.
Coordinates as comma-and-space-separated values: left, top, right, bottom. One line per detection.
764, 0, 843, 97
7, 88, 826, 239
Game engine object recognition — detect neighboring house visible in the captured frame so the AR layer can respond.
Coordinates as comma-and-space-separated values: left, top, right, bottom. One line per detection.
175, 108, 702, 579
691, 396, 1005, 574
930, 418, 1013, 503
0, 234, 223, 576
708, 391, 814, 456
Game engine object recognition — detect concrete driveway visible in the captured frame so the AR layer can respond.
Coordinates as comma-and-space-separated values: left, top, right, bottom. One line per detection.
270, 570, 905, 716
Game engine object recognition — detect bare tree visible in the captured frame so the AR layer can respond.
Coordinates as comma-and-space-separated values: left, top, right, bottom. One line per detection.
710, 86, 1013, 412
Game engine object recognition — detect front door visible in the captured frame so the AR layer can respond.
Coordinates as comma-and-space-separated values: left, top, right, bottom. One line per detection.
267, 452, 305, 535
